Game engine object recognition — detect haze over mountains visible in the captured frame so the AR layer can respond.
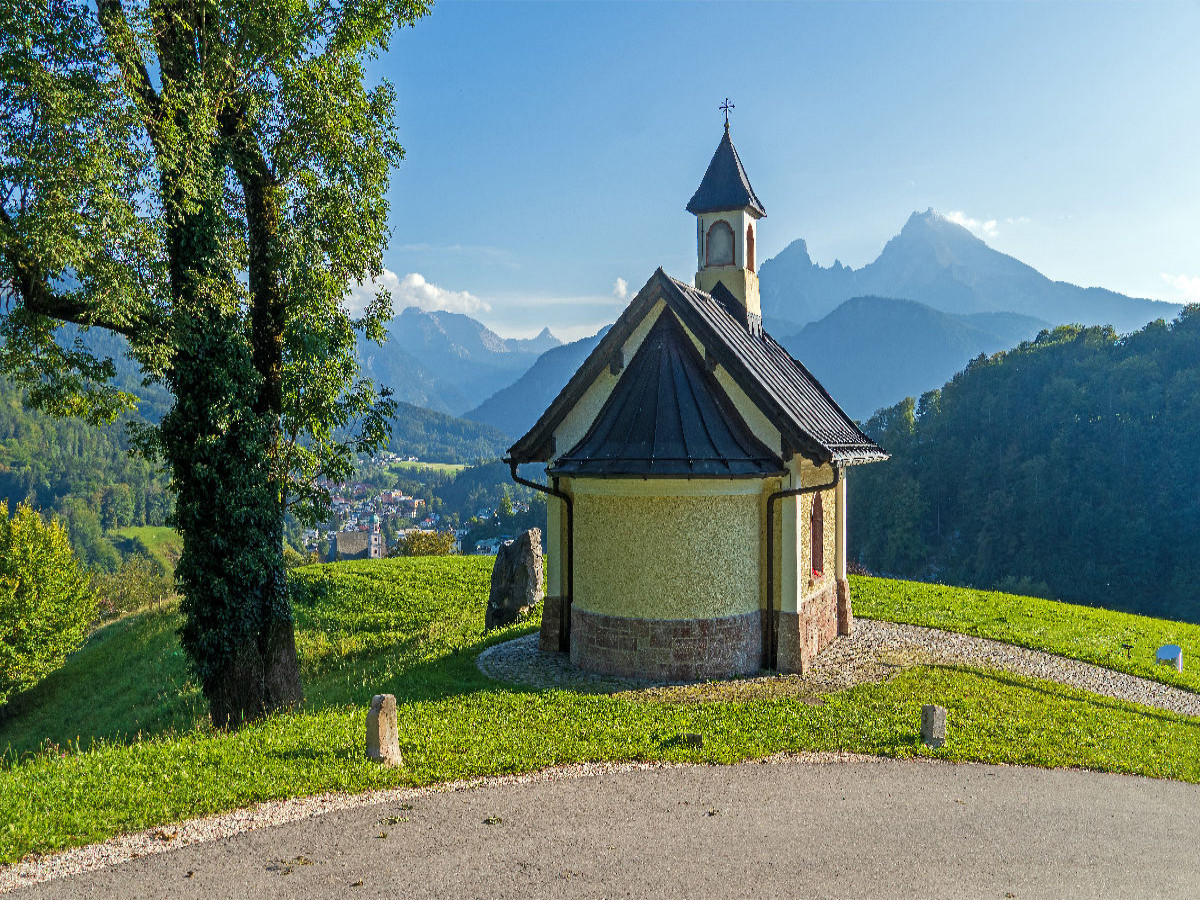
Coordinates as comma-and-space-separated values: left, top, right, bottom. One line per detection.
359, 210, 1186, 446
780, 299, 1049, 420
53, 210, 1191, 458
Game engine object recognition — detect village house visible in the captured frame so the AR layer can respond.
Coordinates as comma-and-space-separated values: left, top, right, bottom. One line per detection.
506, 119, 887, 680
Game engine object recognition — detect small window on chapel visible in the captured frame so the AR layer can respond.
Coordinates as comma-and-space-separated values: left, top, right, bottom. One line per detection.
810, 492, 824, 578
746, 224, 755, 272
706, 220, 734, 267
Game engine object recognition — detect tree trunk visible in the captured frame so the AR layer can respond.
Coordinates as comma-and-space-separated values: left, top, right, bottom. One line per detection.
163, 192, 302, 728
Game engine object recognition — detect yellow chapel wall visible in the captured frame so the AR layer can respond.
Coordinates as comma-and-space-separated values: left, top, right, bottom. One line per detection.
571, 479, 762, 621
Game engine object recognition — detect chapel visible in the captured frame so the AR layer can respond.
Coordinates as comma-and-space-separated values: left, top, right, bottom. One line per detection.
505, 118, 887, 680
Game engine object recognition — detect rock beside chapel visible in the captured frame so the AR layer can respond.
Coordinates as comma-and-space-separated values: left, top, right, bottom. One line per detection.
485, 528, 544, 630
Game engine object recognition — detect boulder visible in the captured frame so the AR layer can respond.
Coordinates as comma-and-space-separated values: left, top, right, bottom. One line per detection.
485, 528, 544, 630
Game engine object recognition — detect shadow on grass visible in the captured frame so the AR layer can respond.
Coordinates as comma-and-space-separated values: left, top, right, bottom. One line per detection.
300, 627, 550, 713
953, 665, 1200, 728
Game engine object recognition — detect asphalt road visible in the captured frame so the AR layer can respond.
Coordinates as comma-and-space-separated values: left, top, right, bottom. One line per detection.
20, 757, 1200, 899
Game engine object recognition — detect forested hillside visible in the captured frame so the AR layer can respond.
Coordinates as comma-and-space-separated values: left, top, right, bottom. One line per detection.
0, 379, 171, 568
849, 307, 1200, 622
388, 401, 510, 463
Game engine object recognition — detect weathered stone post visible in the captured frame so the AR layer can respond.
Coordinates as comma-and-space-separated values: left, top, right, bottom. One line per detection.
921, 704, 947, 748
366, 694, 402, 766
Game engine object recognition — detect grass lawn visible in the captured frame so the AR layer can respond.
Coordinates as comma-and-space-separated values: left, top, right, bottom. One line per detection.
388, 460, 466, 475
108, 526, 183, 574
852, 575, 1200, 693
1, 560, 1198, 863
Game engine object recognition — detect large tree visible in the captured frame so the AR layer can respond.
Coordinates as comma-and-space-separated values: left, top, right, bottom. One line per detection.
0, 0, 429, 726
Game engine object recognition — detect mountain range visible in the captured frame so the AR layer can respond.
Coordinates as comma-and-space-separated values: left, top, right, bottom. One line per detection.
779, 298, 1049, 421
358, 307, 561, 416
464, 327, 609, 437
67, 211, 1188, 453
759, 209, 1180, 336
452, 211, 1184, 437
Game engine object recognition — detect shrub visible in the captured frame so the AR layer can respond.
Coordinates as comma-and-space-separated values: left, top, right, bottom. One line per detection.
0, 503, 96, 705
90, 554, 172, 620
392, 530, 457, 557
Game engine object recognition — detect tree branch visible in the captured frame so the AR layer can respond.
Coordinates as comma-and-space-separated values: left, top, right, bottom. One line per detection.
95, 0, 164, 149
220, 106, 286, 418
1, 205, 140, 338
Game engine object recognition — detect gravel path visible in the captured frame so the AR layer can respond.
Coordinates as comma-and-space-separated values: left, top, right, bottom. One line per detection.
477, 619, 1200, 717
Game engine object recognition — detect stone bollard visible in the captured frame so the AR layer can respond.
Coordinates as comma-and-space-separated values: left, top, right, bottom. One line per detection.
366, 694, 402, 767
921, 704, 947, 748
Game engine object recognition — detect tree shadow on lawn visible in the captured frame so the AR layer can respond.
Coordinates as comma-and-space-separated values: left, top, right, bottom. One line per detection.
957, 666, 1200, 728
300, 626, 549, 713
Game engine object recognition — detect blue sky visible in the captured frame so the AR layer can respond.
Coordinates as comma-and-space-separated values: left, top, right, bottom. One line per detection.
363, 1, 1200, 340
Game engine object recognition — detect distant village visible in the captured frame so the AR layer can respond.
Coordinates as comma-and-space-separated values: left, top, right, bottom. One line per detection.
302, 453, 531, 561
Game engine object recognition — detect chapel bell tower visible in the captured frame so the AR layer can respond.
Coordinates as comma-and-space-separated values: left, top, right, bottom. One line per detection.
687, 100, 766, 321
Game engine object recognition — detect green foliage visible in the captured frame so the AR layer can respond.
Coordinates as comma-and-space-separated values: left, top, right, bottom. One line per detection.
90, 554, 172, 621
386, 401, 510, 465
0, 378, 172, 557
850, 310, 1200, 622
0, 0, 431, 725
393, 530, 457, 557
0, 502, 95, 705
2, 562, 1200, 863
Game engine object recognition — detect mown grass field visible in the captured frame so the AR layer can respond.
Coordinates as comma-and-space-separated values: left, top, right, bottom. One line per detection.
107, 526, 183, 574
1, 563, 1197, 864
387, 460, 466, 475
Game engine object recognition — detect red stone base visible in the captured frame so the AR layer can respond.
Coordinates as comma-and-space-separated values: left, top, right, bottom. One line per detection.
539, 596, 567, 653
776, 579, 845, 675
570, 607, 763, 681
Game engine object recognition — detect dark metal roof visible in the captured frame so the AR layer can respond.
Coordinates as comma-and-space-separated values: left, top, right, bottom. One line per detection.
685, 125, 767, 218
694, 280, 886, 462
549, 311, 785, 478
508, 269, 887, 469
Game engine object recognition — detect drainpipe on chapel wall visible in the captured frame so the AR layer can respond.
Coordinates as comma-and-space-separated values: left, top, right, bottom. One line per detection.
834, 473, 853, 637
505, 459, 573, 652
764, 463, 840, 671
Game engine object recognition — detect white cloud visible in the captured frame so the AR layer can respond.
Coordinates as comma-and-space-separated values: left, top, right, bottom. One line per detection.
347, 270, 490, 317
943, 210, 1000, 240
613, 277, 628, 301
1161, 273, 1200, 302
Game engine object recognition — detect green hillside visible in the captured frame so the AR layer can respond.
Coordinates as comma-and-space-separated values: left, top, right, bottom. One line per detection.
0, 378, 172, 567
850, 308, 1200, 622
1, 560, 1197, 863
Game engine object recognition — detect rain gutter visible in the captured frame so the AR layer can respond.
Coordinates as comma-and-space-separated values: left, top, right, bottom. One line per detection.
506, 459, 573, 652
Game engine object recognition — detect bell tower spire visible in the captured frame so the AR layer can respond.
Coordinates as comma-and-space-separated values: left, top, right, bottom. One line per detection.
686, 104, 766, 323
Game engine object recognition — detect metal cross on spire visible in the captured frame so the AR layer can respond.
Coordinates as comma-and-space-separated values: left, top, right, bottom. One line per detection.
720, 97, 734, 129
